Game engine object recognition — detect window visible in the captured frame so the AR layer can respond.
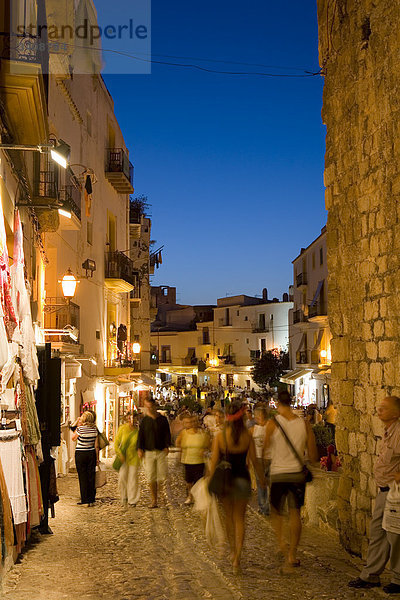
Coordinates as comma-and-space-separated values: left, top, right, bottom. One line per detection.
246, 338, 249, 344
202, 327, 210, 345
87, 111, 92, 136
237, 310, 239, 316
226, 374, 234, 387
244, 316, 248, 321
261, 338, 266, 352
161, 346, 171, 363
320, 247, 323, 265
87, 221, 93, 245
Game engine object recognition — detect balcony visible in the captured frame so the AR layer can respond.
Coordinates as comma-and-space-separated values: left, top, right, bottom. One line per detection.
44, 297, 80, 349
104, 358, 136, 377
105, 251, 135, 293
0, 34, 48, 145
296, 273, 307, 288
252, 325, 270, 333
105, 148, 134, 194
218, 354, 236, 365
308, 302, 328, 322
129, 276, 141, 305
129, 205, 142, 239
58, 184, 81, 230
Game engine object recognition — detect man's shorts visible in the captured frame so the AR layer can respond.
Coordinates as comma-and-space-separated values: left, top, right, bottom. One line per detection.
270, 480, 306, 513
144, 450, 168, 483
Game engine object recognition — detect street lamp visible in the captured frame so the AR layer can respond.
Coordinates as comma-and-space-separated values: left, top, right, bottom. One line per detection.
0, 139, 69, 169
60, 268, 79, 299
132, 342, 141, 354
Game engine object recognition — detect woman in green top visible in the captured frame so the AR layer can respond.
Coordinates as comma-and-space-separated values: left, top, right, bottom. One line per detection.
115, 412, 140, 506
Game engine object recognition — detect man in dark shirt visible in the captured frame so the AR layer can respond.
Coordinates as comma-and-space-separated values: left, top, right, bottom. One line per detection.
137, 397, 171, 508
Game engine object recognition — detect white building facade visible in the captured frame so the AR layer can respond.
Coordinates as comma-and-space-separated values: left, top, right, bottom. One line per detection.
281, 226, 331, 408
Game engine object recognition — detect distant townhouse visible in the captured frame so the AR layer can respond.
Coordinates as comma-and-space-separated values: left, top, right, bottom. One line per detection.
151, 289, 293, 392
281, 226, 331, 408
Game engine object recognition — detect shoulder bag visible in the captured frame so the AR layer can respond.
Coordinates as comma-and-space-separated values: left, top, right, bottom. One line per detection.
273, 417, 313, 483
97, 429, 109, 450
208, 427, 233, 497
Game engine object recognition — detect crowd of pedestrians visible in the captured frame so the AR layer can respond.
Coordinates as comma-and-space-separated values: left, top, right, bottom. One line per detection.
69, 392, 332, 575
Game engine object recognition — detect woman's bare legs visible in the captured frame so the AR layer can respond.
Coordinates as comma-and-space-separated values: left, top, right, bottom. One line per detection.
232, 499, 247, 569
222, 497, 235, 559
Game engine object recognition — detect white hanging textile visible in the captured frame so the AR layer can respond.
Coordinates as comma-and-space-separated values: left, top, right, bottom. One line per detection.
10, 210, 39, 384
0, 431, 27, 525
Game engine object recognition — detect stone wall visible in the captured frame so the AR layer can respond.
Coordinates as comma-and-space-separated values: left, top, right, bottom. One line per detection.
317, 0, 400, 556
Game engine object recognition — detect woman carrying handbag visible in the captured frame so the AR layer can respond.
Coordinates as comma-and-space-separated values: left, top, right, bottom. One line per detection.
209, 401, 266, 574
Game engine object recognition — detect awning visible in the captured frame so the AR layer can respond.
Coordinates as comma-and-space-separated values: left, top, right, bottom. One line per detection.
296, 334, 306, 352
310, 281, 324, 307
280, 368, 313, 385
136, 375, 157, 388
312, 367, 331, 381
65, 359, 82, 380
311, 330, 324, 351
205, 365, 252, 375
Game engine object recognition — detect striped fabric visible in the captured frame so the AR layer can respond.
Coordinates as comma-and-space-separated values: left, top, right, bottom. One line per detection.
76, 425, 98, 451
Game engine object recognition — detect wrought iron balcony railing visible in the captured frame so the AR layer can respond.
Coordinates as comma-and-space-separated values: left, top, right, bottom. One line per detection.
105, 251, 135, 287
308, 303, 327, 319
106, 148, 133, 181
296, 273, 307, 287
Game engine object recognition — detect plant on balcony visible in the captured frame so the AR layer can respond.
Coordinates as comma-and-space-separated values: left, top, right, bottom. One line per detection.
130, 195, 149, 220
251, 349, 289, 391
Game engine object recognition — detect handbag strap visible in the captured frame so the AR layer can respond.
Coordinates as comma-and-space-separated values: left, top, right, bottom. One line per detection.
120, 430, 136, 456
273, 416, 305, 469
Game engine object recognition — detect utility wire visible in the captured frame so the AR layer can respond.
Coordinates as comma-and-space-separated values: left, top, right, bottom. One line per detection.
31, 38, 322, 78
98, 46, 322, 77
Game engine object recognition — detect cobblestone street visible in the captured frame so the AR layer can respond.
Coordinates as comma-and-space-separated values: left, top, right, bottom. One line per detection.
1, 455, 385, 600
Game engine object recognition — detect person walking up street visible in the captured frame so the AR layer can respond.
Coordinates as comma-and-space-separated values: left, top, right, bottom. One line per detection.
176, 414, 210, 504
137, 398, 171, 508
264, 390, 317, 569
114, 412, 140, 507
209, 401, 266, 574
249, 404, 270, 515
348, 396, 400, 594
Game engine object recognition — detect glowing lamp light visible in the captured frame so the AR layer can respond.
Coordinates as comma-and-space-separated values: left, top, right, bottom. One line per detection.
132, 343, 141, 354
320, 350, 327, 358
58, 208, 72, 219
60, 268, 79, 299
209, 358, 218, 367
50, 140, 70, 169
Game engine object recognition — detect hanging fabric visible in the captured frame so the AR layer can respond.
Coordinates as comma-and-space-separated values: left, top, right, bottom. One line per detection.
0, 432, 27, 525
0, 204, 17, 344
0, 456, 13, 558
10, 210, 40, 385
85, 174, 93, 218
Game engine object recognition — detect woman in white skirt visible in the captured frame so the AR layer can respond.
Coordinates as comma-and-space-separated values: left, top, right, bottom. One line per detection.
114, 412, 140, 506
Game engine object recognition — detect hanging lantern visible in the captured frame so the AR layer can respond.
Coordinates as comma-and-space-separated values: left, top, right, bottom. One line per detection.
132, 342, 141, 354
61, 268, 79, 299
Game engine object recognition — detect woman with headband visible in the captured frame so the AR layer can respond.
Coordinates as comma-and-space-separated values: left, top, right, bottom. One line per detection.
209, 400, 266, 574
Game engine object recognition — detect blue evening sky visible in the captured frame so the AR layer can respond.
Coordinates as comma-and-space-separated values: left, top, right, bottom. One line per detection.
104, 1, 326, 305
